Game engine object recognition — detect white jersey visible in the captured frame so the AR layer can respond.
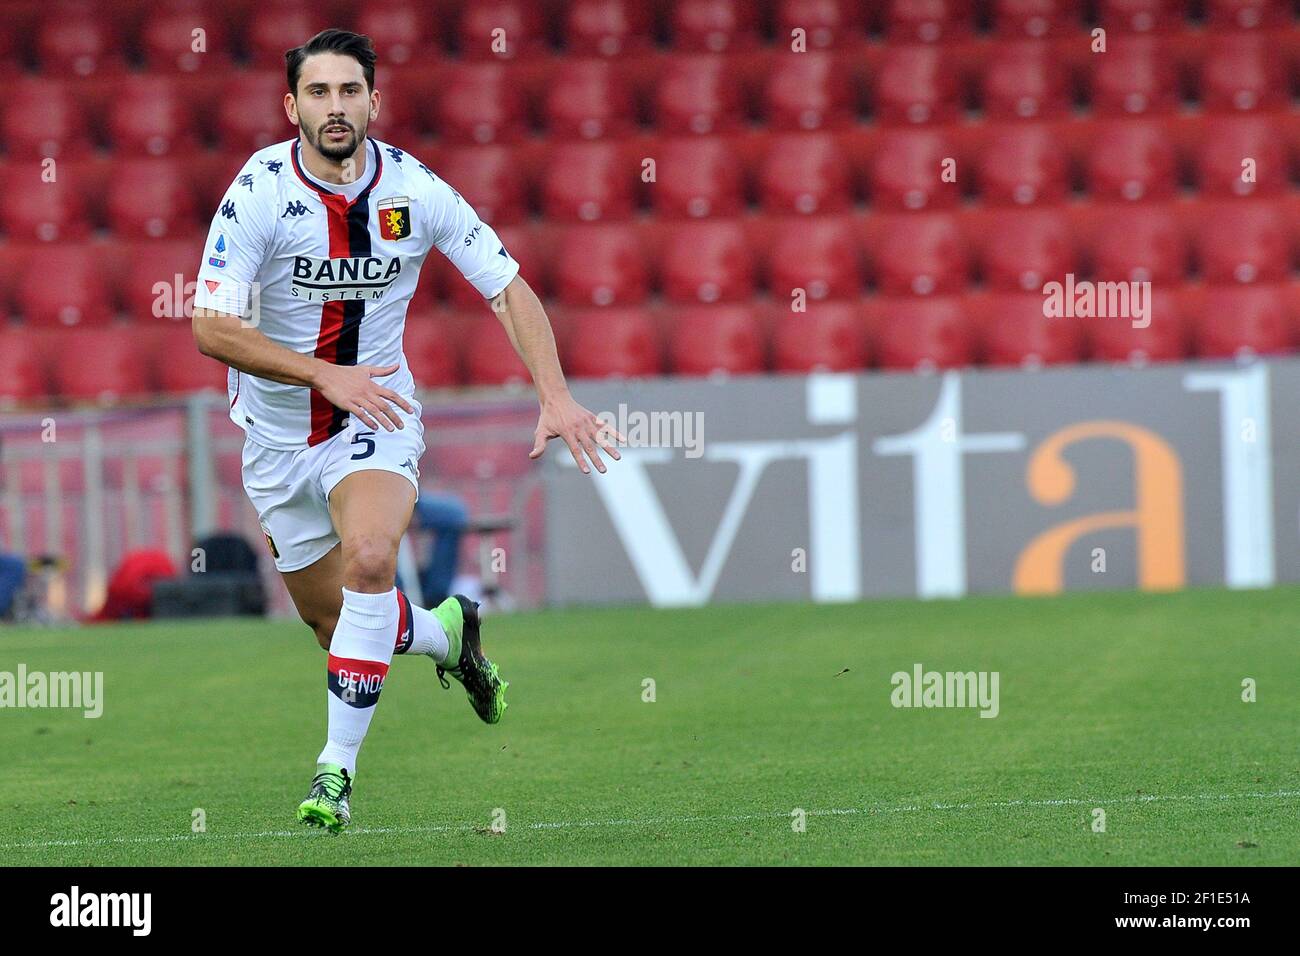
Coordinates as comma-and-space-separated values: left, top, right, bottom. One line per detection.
194, 136, 520, 450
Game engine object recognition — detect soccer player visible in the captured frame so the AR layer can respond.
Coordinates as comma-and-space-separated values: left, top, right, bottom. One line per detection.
191, 29, 620, 833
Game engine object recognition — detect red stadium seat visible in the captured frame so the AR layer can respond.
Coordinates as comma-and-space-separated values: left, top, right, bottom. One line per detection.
656, 55, 746, 135
980, 209, 1076, 292
1084, 122, 1178, 201
767, 216, 862, 301
669, 305, 765, 376
885, 0, 974, 43
554, 224, 649, 306
50, 327, 151, 401
661, 220, 757, 303
1098, 0, 1181, 32
1090, 206, 1187, 283
433, 146, 529, 226
0, 327, 49, 404
542, 142, 636, 222
672, 0, 761, 53
565, 308, 663, 378
868, 130, 960, 211
1194, 204, 1291, 284
16, 246, 114, 327
874, 296, 975, 369
991, 0, 1082, 38
106, 159, 199, 240
366, 66, 423, 143
977, 125, 1070, 206
107, 76, 197, 157
356, 1, 438, 67
652, 137, 746, 219
543, 60, 636, 139
139, 0, 232, 73
1087, 36, 1178, 116
459, 0, 548, 60
401, 312, 463, 388
977, 293, 1085, 367
981, 41, 1071, 120
1201, 35, 1286, 113
872, 213, 970, 296
1193, 286, 1293, 358
773, 302, 869, 372
434, 63, 527, 144
759, 133, 854, 215
0, 174, 90, 242
38, 2, 121, 76
218, 71, 294, 152
765, 52, 856, 131
1194, 117, 1289, 198
465, 315, 531, 385
774, 0, 866, 50
247, 1, 328, 68
873, 45, 960, 126
1089, 289, 1188, 364
2, 79, 90, 160
151, 325, 230, 394
565, 0, 654, 57
120, 240, 203, 323
1207, 0, 1288, 29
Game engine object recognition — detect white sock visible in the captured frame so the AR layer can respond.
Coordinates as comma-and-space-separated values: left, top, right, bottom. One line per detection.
318, 587, 398, 774
392, 590, 450, 662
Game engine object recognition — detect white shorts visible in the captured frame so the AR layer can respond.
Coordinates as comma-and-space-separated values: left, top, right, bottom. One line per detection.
241, 401, 426, 573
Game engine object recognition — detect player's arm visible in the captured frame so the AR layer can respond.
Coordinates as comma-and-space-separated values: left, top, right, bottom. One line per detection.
192, 306, 413, 432
424, 173, 622, 474
489, 276, 622, 475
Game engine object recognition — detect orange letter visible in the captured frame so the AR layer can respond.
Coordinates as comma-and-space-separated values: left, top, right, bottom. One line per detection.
1014, 421, 1184, 594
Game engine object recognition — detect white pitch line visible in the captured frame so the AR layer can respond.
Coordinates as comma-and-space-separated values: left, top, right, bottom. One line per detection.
3, 789, 1298, 851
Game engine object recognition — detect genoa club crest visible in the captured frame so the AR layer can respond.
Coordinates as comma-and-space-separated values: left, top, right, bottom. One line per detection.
378, 196, 411, 241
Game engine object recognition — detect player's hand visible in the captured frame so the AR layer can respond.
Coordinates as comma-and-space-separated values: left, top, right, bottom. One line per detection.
312, 363, 415, 432
529, 393, 624, 475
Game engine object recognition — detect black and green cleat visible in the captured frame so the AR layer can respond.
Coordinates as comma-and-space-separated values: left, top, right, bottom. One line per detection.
433, 595, 509, 724
296, 763, 352, 834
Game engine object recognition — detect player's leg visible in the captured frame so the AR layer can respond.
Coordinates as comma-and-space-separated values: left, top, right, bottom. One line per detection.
297, 469, 414, 832
281, 543, 344, 650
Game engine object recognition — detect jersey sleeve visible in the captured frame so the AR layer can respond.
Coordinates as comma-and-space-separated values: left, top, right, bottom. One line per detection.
193, 161, 276, 319
423, 171, 521, 299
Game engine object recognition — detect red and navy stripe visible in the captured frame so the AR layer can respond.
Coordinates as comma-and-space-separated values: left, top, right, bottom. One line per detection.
327, 654, 389, 709
292, 138, 384, 447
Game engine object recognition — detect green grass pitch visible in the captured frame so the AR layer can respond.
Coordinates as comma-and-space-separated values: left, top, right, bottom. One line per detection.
2, 586, 1298, 865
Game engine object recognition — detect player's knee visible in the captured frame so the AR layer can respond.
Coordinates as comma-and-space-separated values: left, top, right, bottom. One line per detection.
343, 535, 398, 591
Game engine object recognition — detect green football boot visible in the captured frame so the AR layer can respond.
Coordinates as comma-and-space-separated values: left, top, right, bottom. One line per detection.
296, 763, 352, 833
433, 595, 509, 724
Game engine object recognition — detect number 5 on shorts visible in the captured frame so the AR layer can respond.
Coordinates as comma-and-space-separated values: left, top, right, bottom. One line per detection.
350, 431, 377, 460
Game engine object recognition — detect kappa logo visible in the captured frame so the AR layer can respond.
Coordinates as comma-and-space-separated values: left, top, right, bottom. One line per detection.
282, 200, 313, 218
401, 457, 418, 476
219, 199, 238, 222
236, 173, 255, 191
260, 158, 283, 174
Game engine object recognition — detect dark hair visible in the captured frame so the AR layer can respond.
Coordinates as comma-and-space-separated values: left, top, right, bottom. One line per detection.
285, 29, 377, 97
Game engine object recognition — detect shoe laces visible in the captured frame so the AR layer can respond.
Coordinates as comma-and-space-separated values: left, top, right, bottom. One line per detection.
312, 768, 351, 801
